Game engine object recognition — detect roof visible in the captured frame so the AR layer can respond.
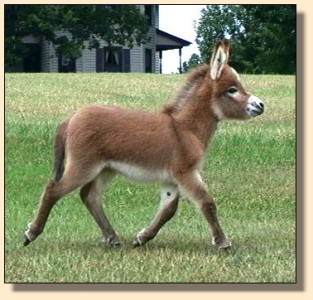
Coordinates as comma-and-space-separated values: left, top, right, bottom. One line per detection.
156, 28, 192, 51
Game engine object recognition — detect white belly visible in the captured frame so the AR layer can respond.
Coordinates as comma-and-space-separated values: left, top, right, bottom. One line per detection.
108, 161, 171, 184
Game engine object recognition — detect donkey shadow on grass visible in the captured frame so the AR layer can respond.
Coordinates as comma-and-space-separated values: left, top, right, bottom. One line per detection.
24, 234, 239, 256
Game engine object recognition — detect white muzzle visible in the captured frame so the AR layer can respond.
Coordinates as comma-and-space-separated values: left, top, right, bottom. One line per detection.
247, 95, 264, 117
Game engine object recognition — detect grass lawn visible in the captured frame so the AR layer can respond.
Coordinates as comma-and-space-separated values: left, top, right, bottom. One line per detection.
4, 72, 296, 283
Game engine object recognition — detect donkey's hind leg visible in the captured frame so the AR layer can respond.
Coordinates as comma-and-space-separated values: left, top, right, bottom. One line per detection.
23, 162, 103, 246
80, 170, 121, 247
133, 184, 179, 247
24, 179, 79, 246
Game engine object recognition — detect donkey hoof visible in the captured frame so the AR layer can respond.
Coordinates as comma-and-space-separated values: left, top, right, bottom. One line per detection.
217, 241, 232, 250
105, 237, 122, 247
23, 234, 31, 247
133, 234, 145, 248
111, 240, 122, 248
132, 237, 141, 248
133, 228, 148, 248
212, 236, 232, 250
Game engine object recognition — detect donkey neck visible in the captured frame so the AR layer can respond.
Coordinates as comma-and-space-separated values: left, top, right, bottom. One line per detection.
174, 85, 218, 150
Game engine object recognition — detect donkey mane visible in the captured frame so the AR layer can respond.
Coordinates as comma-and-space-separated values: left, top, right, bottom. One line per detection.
162, 64, 210, 115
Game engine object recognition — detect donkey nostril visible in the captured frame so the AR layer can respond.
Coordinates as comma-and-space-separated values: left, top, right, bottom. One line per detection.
254, 101, 264, 110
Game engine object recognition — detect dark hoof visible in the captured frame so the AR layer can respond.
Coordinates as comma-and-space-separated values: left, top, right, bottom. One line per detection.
132, 228, 148, 248
132, 236, 142, 248
212, 236, 232, 250
218, 243, 232, 251
132, 235, 150, 247
23, 234, 31, 247
111, 240, 122, 248
105, 236, 122, 248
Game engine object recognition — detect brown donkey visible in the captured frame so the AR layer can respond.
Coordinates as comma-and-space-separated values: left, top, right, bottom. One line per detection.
23, 40, 264, 250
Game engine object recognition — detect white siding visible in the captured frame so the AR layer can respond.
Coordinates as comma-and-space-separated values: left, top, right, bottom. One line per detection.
40, 39, 51, 72
154, 5, 160, 73
130, 46, 143, 72
77, 40, 97, 72
145, 27, 156, 73
76, 56, 83, 71
155, 52, 160, 74
50, 53, 58, 72
149, 5, 157, 73
81, 48, 96, 72
155, 5, 159, 29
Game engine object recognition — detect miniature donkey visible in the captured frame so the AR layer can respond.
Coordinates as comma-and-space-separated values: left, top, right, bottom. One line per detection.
23, 40, 264, 250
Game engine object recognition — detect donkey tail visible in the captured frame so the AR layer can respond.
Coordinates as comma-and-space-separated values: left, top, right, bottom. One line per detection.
53, 118, 70, 182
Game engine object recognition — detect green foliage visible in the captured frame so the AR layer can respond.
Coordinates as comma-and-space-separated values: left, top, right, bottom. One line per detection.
5, 5, 149, 68
182, 53, 203, 73
5, 73, 295, 283
195, 5, 296, 74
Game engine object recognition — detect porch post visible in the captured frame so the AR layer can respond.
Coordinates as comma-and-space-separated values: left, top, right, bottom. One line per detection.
159, 51, 163, 74
178, 48, 182, 74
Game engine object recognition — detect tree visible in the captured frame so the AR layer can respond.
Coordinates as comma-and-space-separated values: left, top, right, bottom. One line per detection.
5, 5, 149, 68
195, 5, 296, 74
182, 53, 202, 73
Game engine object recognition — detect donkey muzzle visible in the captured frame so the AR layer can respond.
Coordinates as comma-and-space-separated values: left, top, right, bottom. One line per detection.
247, 95, 264, 117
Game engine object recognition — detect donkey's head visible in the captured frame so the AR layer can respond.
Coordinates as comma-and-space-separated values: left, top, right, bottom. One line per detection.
209, 40, 264, 120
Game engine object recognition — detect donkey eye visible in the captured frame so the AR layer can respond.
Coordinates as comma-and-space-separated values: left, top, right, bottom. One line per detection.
227, 87, 238, 94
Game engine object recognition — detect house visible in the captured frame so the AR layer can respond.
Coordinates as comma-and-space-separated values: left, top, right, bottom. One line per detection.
15, 5, 191, 74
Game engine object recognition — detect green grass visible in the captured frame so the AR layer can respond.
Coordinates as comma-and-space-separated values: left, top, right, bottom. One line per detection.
5, 72, 295, 283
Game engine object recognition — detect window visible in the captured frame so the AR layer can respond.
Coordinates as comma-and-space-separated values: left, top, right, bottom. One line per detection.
58, 53, 76, 73
96, 47, 130, 72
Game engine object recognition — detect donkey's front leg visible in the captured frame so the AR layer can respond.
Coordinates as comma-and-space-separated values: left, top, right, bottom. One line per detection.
176, 171, 231, 250
133, 184, 179, 247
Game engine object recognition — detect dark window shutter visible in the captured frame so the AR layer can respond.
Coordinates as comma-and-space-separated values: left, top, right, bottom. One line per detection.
96, 48, 103, 72
145, 48, 152, 73
123, 49, 131, 72
118, 51, 123, 72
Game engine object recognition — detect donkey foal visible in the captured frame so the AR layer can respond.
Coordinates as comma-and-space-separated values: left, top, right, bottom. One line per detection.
24, 40, 264, 250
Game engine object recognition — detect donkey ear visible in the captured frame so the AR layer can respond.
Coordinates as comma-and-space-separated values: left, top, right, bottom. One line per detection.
210, 39, 230, 80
